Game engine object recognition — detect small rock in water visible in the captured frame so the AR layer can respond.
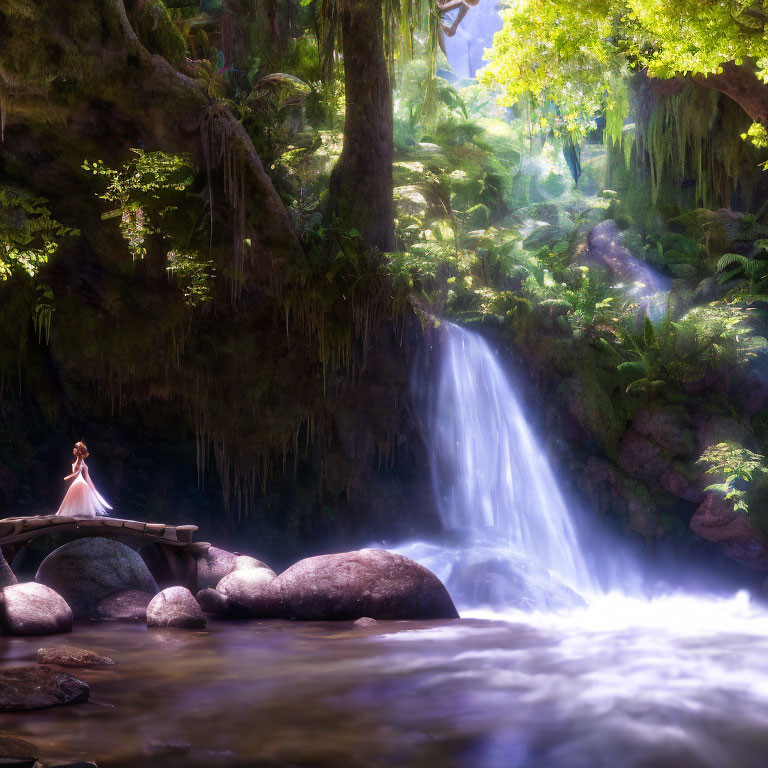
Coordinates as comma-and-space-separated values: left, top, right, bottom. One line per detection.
37, 646, 115, 668
147, 587, 206, 629
0, 734, 39, 766
48, 762, 99, 768
142, 739, 191, 756
95, 589, 154, 622
0, 666, 89, 711
0, 582, 73, 636
353, 617, 378, 628
195, 588, 250, 619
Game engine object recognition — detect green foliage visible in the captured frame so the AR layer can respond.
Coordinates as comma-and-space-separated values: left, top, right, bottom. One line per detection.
614, 304, 755, 394
698, 441, 768, 514
482, 0, 766, 130
84, 150, 213, 305
85, 150, 196, 259
716, 239, 768, 297
0, 186, 79, 280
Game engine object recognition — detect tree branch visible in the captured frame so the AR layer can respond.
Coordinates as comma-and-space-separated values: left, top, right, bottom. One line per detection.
692, 61, 768, 125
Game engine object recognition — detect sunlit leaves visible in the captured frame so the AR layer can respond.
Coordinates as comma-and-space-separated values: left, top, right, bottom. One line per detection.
481, 0, 767, 133
0, 186, 79, 280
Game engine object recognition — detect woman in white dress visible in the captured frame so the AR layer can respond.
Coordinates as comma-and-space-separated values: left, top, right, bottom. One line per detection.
56, 441, 113, 518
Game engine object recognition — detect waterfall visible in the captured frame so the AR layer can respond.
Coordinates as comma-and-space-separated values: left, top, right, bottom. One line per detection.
423, 323, 592, 591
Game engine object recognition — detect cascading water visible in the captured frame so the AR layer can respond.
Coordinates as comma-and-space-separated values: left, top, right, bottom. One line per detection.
391, 322, 605, 611
426, 323, 591, 591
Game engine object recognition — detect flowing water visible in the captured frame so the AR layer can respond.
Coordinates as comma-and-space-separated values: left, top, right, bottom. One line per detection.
5, 325, 768, 766
4, 599, 768, 768
409, 322, 597, 605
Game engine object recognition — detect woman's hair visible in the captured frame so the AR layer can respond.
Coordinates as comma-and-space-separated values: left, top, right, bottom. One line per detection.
72, 441, 89, 460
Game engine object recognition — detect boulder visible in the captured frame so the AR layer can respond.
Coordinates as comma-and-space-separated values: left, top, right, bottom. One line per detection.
522, 224, 568, 252
0, 582, 73, 636
195, 588, 250, 619
659, 466, 705, 504
690, 493, 768, 569
196, 547, 272, 590
529, 203, 560, 225
48, 763, 98, 768
617, 406, 700, 502
353, 617, 378, 628
0, 666, 89, 711
36, 538, 158, 619
631, 405, 694, 456
0, 550, 17, 588
581, 456, 662, 538
0, 734, 39, 766
147, 587, 206, 629
448, 550, 586, 611
396, 540, 584, 612
271, 550, 459, 621
617, 429, 667, 482
216, 568, 277, 617
37, 646, 115, 668
95, 589, 154, 622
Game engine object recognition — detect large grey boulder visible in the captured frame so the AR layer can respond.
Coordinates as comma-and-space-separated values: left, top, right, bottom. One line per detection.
147, 587, 206, 629
216, 567, 277, 617
271, 550, 459, 621
36, 538, 158, 618
197, 546, 272, 590
0, 582, 73, 636
96, 588, 154, 622
0, 666, 89, 711
691, 492, 768, 570
448, 549, 586, 611
393, 539, 586, 612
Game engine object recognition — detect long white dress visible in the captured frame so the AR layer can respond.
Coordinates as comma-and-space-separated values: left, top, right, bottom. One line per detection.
56, 461, 113, 518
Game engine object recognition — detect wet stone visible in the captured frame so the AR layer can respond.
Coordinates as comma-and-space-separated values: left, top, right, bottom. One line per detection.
147, 587, 206, 629
37, 646, 115, 668
142, 739, 191, 756
0, 666, 89, 711
0, 734, 39, 766
47, 763, 99, 768
96, 589, 153, 622
195, 588, 250, 619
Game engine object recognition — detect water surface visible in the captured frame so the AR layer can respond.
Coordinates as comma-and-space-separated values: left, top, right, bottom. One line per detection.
3, 593, 768, 768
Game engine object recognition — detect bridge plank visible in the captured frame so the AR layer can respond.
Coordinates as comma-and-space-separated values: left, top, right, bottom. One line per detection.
145, 523, 166, 536
0, 516, 200, 552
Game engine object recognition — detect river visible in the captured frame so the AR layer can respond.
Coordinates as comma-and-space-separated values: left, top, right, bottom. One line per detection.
4, 590, 768, 768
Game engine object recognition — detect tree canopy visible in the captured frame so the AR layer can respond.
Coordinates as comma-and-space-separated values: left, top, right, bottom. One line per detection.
481, 0, 768, 142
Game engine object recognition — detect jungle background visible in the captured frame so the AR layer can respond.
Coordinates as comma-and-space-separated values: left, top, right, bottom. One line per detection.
2, 0, 768, 583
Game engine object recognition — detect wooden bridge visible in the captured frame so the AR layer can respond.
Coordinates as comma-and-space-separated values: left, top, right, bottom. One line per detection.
0, 516, 212, 591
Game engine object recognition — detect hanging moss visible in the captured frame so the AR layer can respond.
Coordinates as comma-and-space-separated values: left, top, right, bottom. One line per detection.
632, 81, 763, 227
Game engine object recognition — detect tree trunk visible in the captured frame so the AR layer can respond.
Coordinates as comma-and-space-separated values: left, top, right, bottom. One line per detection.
326, 0, 395, 252
693, 61, 768, 126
